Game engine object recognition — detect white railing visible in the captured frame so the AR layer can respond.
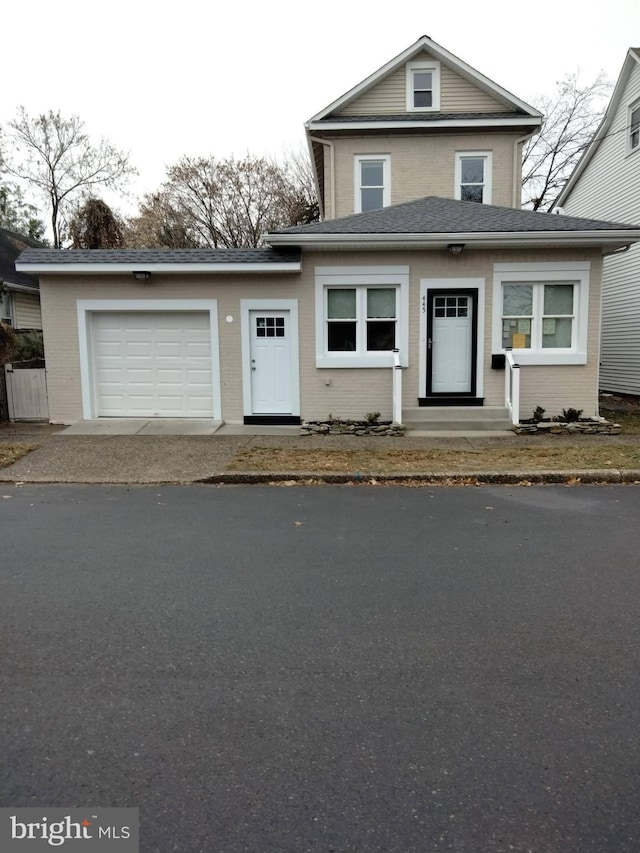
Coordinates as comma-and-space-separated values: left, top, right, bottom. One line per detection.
392, 348, 402, 425
504, 350, 520, 426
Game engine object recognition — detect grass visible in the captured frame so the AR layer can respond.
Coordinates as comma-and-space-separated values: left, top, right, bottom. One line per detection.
0, 442, 39, 468
600, 408, 640, 435
226, 443, 640, 475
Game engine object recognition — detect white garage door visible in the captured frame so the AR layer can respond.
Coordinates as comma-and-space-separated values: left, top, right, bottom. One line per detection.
92, 312, 214, 417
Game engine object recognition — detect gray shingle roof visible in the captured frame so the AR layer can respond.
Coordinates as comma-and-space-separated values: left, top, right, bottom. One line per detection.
16, 247, 301, 265
320, 112, 530, 123
273, 197, 640, 236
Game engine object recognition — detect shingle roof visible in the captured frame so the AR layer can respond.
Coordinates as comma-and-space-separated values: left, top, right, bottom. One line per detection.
273, 196, 640, 236
319, 112, 530, 123
16, 247, 301, 265
0, 227, 45, 288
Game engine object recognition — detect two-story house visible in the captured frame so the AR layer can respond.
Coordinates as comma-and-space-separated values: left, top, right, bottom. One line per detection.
556, 48, 640, 397
16, 36, 640, 429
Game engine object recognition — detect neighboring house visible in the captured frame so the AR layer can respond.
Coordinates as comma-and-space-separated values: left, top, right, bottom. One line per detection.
15, 36, 640, 428
0, 226, 43, 330
555, 48, 640, 397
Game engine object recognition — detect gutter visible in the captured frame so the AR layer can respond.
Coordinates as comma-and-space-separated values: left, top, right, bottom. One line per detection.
15, 262, 302, 275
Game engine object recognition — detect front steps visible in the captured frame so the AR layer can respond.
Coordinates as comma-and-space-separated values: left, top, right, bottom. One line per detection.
402, 406, 512, 432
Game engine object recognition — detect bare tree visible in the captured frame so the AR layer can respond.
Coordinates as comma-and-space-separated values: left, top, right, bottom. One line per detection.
522, 72, 611, 211
0, 181, 45, 240
68, 197, 124, 248
0, 108, 135, 247
125, 151, 319, 249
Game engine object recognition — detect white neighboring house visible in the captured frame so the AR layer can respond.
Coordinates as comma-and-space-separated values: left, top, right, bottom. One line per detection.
0, 226, 43, 331
556, 47, 640, 396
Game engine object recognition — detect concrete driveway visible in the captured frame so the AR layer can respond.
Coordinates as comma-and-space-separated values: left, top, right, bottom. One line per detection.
2, 484, 640, 852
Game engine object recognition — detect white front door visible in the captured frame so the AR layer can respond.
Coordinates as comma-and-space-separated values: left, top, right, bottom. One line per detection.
429, 293, 473, 394
249, 311, 291, 414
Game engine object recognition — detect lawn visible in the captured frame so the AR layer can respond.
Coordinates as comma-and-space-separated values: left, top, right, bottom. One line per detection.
0, 442, 39, 468
226, 443, 640, 475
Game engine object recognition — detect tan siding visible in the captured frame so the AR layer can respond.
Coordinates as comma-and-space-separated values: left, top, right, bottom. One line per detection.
332, 133, 521, 218
337, 52, 509, 116
40, 248, 601, 424
13, 291, 42, 329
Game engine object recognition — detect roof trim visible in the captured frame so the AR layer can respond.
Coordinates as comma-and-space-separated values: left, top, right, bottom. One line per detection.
556, 47, 640, 205
308, 116, 541, 132
306, 35, 543, 124
2, 281, 39, 292
265, 230, 640, 250
15, 261, 302, 275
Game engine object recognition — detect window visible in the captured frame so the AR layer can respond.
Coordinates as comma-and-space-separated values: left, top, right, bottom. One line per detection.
630, 100, 640, 152
354, 155, 390, 213
406, 61, 441, 111
0, 289, 13, 325
455, 152, 492, 204
492, 263, 590, 365
315, 267, 409, 368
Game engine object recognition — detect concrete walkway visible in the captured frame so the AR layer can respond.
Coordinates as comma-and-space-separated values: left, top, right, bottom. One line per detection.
1, 420, 640, 485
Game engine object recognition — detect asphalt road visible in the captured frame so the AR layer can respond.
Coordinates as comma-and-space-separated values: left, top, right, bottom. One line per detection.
1, 484, 640, 852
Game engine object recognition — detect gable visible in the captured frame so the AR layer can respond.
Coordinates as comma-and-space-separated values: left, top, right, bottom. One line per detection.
337, 51, 509, 117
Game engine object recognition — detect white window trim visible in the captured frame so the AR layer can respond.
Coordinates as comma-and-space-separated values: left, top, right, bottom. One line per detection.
315, 266, 409, 368
240, 299, 300, 417
628, 99, 640, 155
0, 289, 14, 325
76, 299, 222, 420
492, 263, 590, 365
405, 60, 441, 112
455, 151, 493, 204
353, 154, 391, 214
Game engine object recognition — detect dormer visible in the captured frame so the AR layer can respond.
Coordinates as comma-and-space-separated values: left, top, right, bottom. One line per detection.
306, 35, 542, 219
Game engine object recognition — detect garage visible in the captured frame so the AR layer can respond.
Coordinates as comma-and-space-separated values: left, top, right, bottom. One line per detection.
91, 311, 214, 417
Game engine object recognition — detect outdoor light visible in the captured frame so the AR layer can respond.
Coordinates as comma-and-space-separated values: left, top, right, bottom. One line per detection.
132, 270, 151, 281
447, 243, 465, 255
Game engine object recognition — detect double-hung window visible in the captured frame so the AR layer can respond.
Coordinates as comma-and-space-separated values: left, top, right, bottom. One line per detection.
492, 263, 590, 365
629, 100, 640, 153
455, 152, 492, 204
406, 60, 440, 111
354, 155, 390, 213
315, 267, 409, 368
0, 289, 13, 325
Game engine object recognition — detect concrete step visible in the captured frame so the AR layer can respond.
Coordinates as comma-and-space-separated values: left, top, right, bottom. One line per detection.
402, 406, 512, 432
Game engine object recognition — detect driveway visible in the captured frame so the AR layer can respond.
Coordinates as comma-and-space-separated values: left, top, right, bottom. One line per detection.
1, 484, 640, 852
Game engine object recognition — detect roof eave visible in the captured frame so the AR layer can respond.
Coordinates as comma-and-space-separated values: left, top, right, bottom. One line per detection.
306, 117, 542, 132
14, 262, 302, 275
265, 231, 640, 250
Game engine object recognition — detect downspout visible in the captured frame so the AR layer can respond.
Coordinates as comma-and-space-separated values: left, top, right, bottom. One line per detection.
308, 135, 335, 221
512, 130, 538, 208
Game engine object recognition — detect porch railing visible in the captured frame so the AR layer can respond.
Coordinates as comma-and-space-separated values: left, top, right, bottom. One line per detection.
504, 349, 520, 426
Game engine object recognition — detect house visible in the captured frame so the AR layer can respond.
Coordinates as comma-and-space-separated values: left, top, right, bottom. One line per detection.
15, 36, 640, 429
555, 48, 640, 397
0, 226, 42, 331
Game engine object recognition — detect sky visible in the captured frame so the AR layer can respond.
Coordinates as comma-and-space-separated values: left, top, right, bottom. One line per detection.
2, 0, 639, 214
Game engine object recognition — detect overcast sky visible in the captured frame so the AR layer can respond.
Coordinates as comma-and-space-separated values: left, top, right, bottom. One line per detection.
3, 0, 639, 211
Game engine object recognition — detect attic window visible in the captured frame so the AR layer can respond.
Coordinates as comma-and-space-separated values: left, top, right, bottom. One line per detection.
630, 101, 640, 152
406, 60, 440, 111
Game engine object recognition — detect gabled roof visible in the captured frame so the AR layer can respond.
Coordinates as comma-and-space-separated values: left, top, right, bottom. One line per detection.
307, 35, 542, 126
16, 247, 302, 275
0, 226, 44, 290
265, 196, 640, 251
556, 47, 640, 206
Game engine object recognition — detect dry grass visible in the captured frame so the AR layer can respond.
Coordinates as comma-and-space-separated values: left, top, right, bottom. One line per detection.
0, 442, 39, 468
600, 409, 640, 435
226, 443, 640, 475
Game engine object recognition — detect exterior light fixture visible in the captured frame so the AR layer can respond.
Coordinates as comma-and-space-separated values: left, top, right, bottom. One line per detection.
132, 271, 151, 281
447, 243, 465, 255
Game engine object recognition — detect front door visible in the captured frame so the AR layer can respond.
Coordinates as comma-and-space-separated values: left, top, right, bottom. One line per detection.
249, 310, 292, 414
427, 290, 477, 398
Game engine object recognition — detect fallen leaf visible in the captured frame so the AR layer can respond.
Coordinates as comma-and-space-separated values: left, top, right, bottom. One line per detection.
2, 495, 12, 499
293, 520, 303, 526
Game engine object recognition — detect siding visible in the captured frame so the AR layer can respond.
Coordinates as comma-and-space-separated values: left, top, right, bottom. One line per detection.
332, 132, 522, 218
39, 247, 602, 424
338, 52, 507, 116
562, 59, 640, 395
13, 291, 42, 329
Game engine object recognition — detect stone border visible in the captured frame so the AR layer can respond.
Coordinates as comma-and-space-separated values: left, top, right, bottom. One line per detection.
513, 419, 621, 435
301, 419, 404, 436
